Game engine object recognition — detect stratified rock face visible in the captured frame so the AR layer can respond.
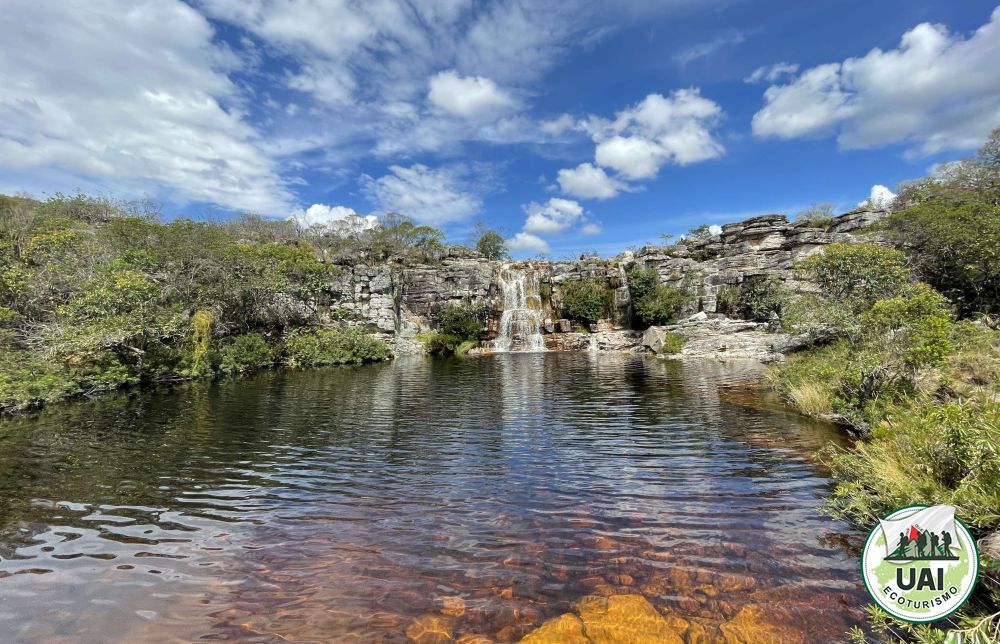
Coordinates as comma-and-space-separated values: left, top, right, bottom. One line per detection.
630, 209, 885, 316
321, 209, 885, 356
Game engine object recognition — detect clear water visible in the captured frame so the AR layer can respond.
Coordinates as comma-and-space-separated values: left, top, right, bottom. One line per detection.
0, 354, 866, 642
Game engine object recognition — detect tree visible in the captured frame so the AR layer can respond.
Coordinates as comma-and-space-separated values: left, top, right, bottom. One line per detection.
476, 230, 509, 260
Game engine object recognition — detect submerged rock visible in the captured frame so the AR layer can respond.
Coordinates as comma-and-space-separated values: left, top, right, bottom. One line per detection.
519, 594, 691, 643
720, 603, 855, 644
520, 613, 589, 643
405, 614, 455, 643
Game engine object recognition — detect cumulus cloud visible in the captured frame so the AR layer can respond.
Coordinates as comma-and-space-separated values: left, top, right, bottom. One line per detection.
523, 198, 585, 235
0, 0, 292, 213
557, 163, 625, 199
428, 70, 516, 119
581, 222, 603, 235
744, 62, 799, 84
506, 232, 550, 253
290, 204, 378, 231
858, 184, 897, 209
360, 164, 481, 225
580, 90, 725, 184
752, 9, 1000, 155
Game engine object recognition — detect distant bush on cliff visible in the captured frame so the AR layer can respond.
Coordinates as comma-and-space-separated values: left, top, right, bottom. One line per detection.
626, 266, 691, 327
559, 278, 614, 325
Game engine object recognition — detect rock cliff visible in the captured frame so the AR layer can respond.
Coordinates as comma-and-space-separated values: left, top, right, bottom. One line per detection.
324, 208, 886, 356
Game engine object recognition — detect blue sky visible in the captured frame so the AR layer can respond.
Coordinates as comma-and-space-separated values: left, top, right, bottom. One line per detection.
1, 1, 998, 258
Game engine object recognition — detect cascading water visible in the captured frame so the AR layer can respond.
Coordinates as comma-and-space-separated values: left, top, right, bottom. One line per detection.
492, 266, 547, 352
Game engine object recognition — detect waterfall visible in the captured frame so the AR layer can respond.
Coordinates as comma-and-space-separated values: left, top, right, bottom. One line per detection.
492, 266, 547, 352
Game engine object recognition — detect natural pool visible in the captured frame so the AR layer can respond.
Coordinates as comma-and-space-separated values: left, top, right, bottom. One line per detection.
0, 353, 867, 642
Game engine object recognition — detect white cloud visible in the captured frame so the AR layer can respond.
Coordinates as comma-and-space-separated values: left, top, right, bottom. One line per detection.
858, 184, 897, 209
360, 164, 481, 225
428, 70, 516, 119
0, 0, 292, 213
581, 222, 603, 235
539, 114, 578, 136
506, 232, 550, 253
744, 62, 799, 84
523, 198, 585, 235
674, 30, 746, 66
557, 163, 625, 199
752, 9, 1000, 155
587, 90, 725, 181
290, 204, 378, 231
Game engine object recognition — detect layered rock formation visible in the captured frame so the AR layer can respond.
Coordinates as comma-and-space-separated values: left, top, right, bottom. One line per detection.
324, 209, 886, 356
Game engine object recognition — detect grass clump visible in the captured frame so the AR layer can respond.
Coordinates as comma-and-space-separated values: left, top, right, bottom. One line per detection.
660, 332, 686, 354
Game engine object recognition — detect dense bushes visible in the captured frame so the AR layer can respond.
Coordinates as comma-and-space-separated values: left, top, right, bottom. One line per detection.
734, 275, 787, 322
426, 302, 489, 355
885, 199, 1000, 316
560, 278, 614, 325
626, 266, 690, 327
284, 327, 390, 367
0, 192, 396, 413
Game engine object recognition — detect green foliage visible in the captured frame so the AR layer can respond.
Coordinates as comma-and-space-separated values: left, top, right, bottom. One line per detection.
438, 303, 489, 341
218, 333, 276, 375
885, 199, 1000, 316
560, 278, 613, 324
425, 333, 464, 355
660, 332, 685, 354
796, 243, 910, 307
627, 265, 690, 327
283, 327, 390, 368
0, 192, 405, 414
475, 230, 509, 260
734, 275, 787, 322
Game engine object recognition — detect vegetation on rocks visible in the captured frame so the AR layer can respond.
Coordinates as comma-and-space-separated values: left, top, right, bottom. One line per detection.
0, 193, 399, 413
626, 265, 691, 327
768, 127, 1000, 642
560, 278, 615, 325
426, 302, 490, 355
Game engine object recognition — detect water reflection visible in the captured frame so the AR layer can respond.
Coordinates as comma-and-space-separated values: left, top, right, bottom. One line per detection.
0, 354, 865, 642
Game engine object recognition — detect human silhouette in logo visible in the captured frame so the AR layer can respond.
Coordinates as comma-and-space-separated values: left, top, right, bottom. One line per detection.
897, 531, 909, 557
916, 529, 928, 557
930, 531, 940, 557
942, 530, 953, 556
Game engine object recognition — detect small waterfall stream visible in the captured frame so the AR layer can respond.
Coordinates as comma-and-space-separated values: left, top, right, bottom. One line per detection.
492, 266, 547, 352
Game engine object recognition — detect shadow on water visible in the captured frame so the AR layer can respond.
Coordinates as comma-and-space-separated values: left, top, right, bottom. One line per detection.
0, 354, 867, 641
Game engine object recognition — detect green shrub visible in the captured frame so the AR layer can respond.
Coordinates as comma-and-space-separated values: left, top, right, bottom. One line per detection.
425, 333, 462, 355
885, 199, 1000, 316
797, 243, 910, 307
735, 275, 787, 322
284, 327, 390, 367
627, 266, 691, 327
219, 333, 276, 375
438, 303, 489, 341
560, 278, 613, 324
